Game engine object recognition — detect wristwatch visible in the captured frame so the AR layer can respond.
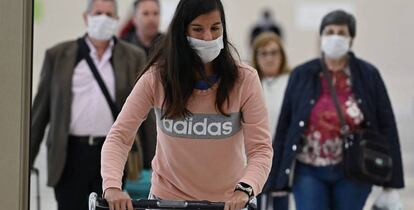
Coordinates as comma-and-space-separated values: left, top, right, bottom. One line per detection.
235, 182, 254, 198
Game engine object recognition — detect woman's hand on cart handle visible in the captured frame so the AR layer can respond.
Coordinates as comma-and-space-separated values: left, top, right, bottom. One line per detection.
104, 188, 133, 210
225, 190, 250, 210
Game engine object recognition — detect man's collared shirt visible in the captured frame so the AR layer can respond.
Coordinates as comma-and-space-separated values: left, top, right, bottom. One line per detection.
69, 37, 115, 136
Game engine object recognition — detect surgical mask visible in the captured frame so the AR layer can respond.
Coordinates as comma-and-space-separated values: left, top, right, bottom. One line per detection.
187, 36, 224, 63
87, 15, 118, 41
321, 35, 351, 59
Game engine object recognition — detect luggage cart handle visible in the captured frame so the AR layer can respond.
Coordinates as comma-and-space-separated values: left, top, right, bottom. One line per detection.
89, 192, 226, 210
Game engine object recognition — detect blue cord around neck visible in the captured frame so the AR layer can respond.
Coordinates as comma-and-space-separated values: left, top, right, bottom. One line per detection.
194, 74, 219, 90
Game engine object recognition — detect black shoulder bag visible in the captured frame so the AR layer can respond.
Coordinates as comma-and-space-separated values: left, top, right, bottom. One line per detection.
320, 58, 393, 186
77, 38, 143, 180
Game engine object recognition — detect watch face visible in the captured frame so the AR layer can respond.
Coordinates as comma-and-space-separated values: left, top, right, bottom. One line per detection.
236, 184, 253, 196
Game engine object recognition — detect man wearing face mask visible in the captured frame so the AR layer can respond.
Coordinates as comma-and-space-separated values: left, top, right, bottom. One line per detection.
264, 10, 404, 210
30, 0, 146, 210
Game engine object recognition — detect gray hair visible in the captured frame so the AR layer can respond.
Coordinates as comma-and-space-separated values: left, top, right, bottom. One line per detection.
86, 0, 118, 16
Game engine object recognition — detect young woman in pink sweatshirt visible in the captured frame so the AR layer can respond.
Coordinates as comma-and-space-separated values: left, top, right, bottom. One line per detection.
101, 1, 273, 210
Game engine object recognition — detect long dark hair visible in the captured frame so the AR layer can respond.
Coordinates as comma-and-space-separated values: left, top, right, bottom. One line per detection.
138, 0, 239, 119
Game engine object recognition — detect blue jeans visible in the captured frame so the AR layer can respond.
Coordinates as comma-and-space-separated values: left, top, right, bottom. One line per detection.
293, 162, 371, 210
257, 193, 288, 210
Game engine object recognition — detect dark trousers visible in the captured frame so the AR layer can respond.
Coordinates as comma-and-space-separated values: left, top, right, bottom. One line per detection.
54, 137, 104, 210
257, 193, 289, 210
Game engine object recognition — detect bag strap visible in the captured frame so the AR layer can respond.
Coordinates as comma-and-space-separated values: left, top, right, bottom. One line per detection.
77, 38, 119, 120
320, 55, 350, 136
77, 38, 141, 152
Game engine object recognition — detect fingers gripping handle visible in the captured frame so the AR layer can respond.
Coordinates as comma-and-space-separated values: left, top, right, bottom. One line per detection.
88, 192, 257, 210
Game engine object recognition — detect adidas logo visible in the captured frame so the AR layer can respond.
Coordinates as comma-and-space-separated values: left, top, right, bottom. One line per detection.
162, 117, 233, 136
155, 108, 241, 139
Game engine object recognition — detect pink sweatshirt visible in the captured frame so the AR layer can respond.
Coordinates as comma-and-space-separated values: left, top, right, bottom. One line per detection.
101, 63, 273, 201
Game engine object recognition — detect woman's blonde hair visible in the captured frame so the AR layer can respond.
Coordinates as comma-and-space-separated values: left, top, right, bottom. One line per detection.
252, 32, 290, 79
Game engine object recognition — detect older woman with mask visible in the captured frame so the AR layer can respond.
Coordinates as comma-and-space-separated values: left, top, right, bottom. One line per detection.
264, 10, 404, 210
251, 32, 290, 210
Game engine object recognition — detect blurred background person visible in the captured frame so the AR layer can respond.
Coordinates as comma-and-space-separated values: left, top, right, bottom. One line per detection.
29, 0, 146, 209
250, 9, 283, 46
121, 0, 162, 178
252, 32, 290, 210
121, 0, 163, 56
265, 10, 404, 210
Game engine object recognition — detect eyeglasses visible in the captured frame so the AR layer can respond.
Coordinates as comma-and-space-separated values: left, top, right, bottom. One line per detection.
257, 49, 280, 58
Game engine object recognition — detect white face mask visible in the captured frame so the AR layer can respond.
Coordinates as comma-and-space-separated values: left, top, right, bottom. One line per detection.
321, 35, 351, 59
187, 36, 224, 63
87, 15, 118, 41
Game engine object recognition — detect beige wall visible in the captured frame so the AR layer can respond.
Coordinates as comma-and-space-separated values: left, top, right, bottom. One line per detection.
0, 0, 32, 209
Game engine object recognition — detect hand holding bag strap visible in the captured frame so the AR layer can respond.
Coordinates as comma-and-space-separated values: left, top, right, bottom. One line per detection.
319, 54, 350, 136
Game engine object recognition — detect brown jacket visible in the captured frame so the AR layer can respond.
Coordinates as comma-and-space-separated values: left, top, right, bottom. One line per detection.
30, 37, 146, 187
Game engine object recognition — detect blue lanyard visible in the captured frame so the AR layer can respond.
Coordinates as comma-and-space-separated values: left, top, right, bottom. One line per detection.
194, 74, 219, 90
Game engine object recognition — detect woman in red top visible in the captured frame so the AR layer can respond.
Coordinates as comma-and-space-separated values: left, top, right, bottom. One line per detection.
264, 10, 404, 210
